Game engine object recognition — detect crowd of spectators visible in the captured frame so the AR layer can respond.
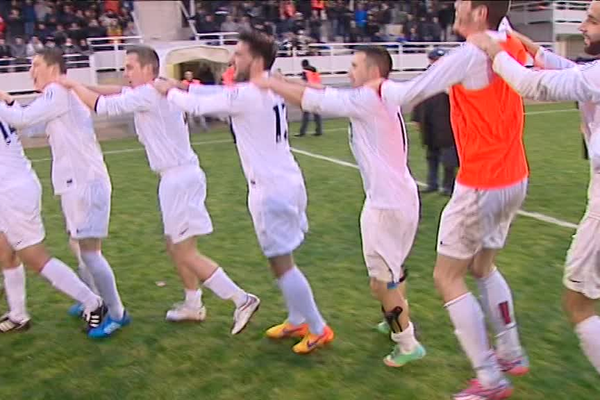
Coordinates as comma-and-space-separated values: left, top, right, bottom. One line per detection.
0, 0, 138, 70
189, 0, 457, 52
0, 0, 458, 70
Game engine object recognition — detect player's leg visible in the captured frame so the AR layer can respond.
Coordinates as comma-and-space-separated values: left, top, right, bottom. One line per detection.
168, 235, 259, 334
0, 233, 30, 332
361, 207, 424, 366
564, 290, 600, 374
472, 249, 528, 376
434, 185, 511, 399
268, 253, 334, 354
2, 177, 104, 332
17, 243, 104, 331
79, 237, 130, 338
473, 180, 529, 376
69, 238, 98, 294
160, 167, 258, 331
562, 215, 600, 374
164, 238, 205, 322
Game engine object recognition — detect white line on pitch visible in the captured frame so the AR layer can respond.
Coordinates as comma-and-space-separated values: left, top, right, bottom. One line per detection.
290, 147, 579, 230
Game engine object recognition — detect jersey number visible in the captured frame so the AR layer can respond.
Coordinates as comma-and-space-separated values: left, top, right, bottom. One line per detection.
273, 103, 288, 143
0, 121, 15, 145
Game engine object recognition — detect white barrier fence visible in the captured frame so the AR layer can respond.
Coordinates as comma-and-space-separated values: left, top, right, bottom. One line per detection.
86, 36, 144, 72
0, 53, 96, 94
510, 1, 588, 25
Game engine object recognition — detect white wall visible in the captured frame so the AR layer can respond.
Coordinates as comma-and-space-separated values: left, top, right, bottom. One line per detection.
134, 1, 183, 41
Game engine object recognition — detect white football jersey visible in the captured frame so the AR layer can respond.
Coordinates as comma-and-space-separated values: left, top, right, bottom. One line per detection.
381, 31, 509, 109
0, 117, 37, 187
302, 87, 418, 210
95, 83, 199, 174
495, 48, 600, 217
167, 83, 304, 188
0, 83, 109, 194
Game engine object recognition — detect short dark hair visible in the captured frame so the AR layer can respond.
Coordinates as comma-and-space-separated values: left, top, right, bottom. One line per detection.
301, 59, 309, 68
126, 45, 160, 76
35, 48, 67, 74
238, 30, 277, 70
471, 0, 511, 30
357, 45, 392, 78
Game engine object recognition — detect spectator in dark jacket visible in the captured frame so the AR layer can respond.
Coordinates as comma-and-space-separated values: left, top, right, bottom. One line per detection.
0, 38, 12, 59
411, 48, 458, 196
7, 8, 25, 40
297, 59, 323, 137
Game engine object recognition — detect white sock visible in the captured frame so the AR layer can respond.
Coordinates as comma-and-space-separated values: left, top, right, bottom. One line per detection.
40, 258, 101, 313
185, 289, 203, 307
78, 262, 99, 295
391, 322, 419, 353
575, 316, 600, 374
203, 267, 247, 307
478, 269, 523, 361
3, 265, 28, 321
277, 266, 326, 335
446, 292, 504, 387
81, 251, 125, 320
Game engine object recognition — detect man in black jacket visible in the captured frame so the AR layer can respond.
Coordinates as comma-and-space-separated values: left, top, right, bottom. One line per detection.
411, 48, 458, 196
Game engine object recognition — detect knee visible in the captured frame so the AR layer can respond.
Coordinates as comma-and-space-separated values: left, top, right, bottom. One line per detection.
433, 264, 462, 295
563, 290, 596, 325
0, 251, 19, 270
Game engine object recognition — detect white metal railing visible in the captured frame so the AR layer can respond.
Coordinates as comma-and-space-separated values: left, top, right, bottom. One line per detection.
0, 53, 92, 73
272, 41, 555, 77
178, 0, 199, 39
194, 32, 239, 46
510, 0, 588, 24
87, 36, 144, 72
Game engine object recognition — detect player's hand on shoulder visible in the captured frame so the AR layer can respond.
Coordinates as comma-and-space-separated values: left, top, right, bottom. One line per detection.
467, 33, 502, 58
0, 90, 13, 104
153, 78, 176, 95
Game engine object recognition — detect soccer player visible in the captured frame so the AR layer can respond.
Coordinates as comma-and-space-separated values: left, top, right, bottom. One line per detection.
364, 1, 529, 398
0, 113, 104, 334
60, 45, 260, 335
467, 0, 600, 375
251, 46, 425, 365
0, 48, 128, 338
154, 31, 334, 354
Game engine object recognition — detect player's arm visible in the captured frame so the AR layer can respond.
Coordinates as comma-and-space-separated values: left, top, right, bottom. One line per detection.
377, 45, 470, 108
534, 46, 577, 70
58, 76, 124, 96
254, 77, 306, 107
188, 83, 228, 96
492, 51, 600, 103
301, 86, 366, 118
165, 87, 239, 116
85, 84, 124, 95
0, 87, 68, 128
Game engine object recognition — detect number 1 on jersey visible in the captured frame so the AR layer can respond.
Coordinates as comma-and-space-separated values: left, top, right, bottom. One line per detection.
273, 103, 288, 143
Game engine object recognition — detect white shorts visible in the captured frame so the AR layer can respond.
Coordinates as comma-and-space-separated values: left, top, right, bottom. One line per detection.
61, 180, 111, 240
0, 176, 45, 251
437, 179, 527, 259
564, 214, 600, 299
159, 165, 213, 244
360, 205, 418, 284
248, 182, 308, 258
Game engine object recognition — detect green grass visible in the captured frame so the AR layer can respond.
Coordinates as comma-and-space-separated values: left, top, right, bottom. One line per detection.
2, 102, 598, 399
